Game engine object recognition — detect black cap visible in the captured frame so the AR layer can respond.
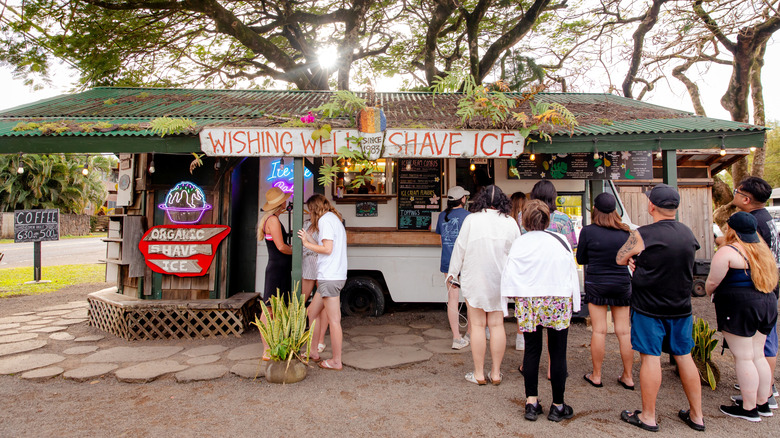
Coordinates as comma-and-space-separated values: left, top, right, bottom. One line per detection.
594, 192, 616, 213
727, 211, 760, 244
645, 183, 680, 209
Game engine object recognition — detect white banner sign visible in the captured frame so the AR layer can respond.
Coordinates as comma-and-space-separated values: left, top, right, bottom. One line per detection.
199, 128, 525, 159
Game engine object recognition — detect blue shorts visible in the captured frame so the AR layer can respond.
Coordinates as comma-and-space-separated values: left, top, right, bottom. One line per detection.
631, 312, 694, 357
765, 325, 778, 357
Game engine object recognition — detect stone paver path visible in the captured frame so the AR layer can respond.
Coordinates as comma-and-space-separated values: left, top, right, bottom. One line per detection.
0, 299, 483, 384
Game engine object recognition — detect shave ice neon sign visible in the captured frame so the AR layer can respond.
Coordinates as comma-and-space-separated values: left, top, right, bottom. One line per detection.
267, 159, 313, 193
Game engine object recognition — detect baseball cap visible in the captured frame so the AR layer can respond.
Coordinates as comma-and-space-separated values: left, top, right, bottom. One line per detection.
727, 211, 760, 243
645, 183, 680, 209
447, 186, 470, 201
594, 192, 616, 213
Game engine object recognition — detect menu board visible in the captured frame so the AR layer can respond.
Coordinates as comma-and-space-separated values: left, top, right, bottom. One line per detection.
397, 159, 442, 230
14, 209, 60, 243
509, 151, 653, 180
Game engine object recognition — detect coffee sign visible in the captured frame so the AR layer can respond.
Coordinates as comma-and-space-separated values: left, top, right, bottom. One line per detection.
138, 225, 230, 277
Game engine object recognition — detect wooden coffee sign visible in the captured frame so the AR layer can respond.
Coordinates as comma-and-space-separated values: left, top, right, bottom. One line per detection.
138, 225, 230, 276
14, 209, 59, 243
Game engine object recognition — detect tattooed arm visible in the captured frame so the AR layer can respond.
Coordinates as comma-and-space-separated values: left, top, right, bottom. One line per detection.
616, 230, 644, 266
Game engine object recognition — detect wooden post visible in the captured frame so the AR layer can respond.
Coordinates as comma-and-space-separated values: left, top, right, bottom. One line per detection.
291, 157, 304, 293
33, 241, 41, 282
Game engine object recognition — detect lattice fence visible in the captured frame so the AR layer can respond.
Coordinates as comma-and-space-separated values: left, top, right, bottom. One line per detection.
88, 295, 258, 341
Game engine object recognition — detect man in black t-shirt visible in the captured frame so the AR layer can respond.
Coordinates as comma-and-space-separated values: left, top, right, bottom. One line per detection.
725, 176, 780, 407
616, 184, 705, 432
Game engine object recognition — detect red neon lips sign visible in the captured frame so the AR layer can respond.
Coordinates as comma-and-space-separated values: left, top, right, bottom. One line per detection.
138, 225, 231, 277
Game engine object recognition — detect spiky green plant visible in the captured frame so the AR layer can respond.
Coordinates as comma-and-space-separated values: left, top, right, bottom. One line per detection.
691, 316, 719, 390
252, 284, 314, 366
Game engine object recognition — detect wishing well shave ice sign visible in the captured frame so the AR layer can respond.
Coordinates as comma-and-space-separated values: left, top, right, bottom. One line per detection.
139, 225, 231, 276
200, 128, 525, 159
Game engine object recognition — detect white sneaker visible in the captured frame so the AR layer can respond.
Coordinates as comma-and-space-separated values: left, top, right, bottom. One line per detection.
516, 333, 525, 351
733, 394, 779, 409
452, 337, 469, 350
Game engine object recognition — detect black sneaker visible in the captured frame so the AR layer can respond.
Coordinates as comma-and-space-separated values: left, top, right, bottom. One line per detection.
524, 403, 543, 421
547, 403, 574, 422
733, 398, 773, 417
720, 404, 760, 422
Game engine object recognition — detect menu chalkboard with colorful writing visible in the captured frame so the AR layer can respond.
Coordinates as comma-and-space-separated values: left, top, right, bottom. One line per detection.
397, 159, 442, 230
508, 151, 653, 180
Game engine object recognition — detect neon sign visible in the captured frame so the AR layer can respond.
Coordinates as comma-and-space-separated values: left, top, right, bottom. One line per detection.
266, 159, 313, 193
158, 181, 213, 224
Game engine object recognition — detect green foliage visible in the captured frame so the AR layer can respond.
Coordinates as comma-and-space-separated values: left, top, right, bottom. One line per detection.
317, 138, 382, 190
761, 121, 780, 187
311, 124, 332, 141
251, 286, 314, 363
598, 118, 614, 126
313, 91, 367, 119
149, 117, 197, 137
12, 122, 39, 132
691, 316, 719, 390
0, 154, 113, 213
103, 98, 118, 105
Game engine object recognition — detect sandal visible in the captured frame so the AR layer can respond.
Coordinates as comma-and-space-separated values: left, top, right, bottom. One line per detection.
487, 371, 503, 386
465, 372, 487, 385
620, 410, 659, 432
617, 376, 635, 391
584, 373, 603, 388
318, 359, 342, 371
678, 410, 705, 432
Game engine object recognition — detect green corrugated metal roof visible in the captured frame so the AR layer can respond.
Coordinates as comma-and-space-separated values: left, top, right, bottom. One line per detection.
0, 87, 766, 153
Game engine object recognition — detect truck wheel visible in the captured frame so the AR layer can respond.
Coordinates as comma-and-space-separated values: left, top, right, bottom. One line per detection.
341, 277, 386, 317
692, 279, 706, 297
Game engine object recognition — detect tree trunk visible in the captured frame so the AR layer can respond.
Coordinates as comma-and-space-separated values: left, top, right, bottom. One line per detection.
622, 0, 668, 99
673, 60, 706, 116
750, 42, 767, 178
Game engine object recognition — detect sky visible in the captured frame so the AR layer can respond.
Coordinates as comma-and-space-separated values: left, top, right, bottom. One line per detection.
2, 43, 778, 125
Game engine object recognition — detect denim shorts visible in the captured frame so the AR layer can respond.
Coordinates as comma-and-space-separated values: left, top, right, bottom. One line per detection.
631, 312, 694, 357
765, 325, 778, 357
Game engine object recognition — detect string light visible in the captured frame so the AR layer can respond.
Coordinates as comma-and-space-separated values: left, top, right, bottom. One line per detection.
148, 152, 155, 174
16, 152, 24, 174
469, 161, 476, 171
720, 136, 726, 156
656, 140, 663, 159
750, 146, 757, 152
593, 146, 599, 159
279, 156, 285, 170
82, 155, 90, 176
529, 145, 536, 161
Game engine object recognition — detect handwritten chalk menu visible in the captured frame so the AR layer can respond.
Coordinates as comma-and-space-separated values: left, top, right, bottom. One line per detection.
14, 209, 60, 243
397, 159, 442, 230
509, 151, 652, 180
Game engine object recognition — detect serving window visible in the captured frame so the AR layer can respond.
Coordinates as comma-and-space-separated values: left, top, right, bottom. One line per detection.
333, 158, 395, 202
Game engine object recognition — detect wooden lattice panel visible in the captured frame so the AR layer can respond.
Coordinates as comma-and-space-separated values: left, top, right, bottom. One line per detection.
88, 290, 259, 341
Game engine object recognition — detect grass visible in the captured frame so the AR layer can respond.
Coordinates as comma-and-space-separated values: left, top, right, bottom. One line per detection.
0, 232, 106, 244
0, 264, 105, 298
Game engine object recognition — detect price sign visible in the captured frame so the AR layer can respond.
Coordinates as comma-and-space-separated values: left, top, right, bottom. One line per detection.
14, 209, 60, 243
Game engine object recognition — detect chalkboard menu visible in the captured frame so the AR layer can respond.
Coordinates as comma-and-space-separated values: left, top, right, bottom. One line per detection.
397, 159, 442, 230
509, 151, 653, 180
355, 201, 378, 217
14, 209, 60, 243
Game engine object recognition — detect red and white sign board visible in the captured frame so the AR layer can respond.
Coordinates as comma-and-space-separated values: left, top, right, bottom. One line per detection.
199, 128, 525, 159
138, 225, 230, 277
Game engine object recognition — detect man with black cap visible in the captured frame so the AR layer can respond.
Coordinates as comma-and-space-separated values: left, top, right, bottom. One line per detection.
616, 183, 705, 432
721, 176, 780, 409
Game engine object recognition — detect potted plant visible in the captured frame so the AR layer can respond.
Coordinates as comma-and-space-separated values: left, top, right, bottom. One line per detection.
691, 316, 720, 390
252, 287, 315, 384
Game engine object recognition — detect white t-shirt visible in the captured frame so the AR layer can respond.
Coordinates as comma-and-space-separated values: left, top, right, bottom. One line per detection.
316, 212, 348, 280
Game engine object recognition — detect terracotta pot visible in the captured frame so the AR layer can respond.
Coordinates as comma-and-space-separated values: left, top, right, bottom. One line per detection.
265, 359, 307, 384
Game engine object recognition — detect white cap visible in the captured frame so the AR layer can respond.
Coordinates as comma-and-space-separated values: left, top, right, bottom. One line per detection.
447, 186, 470, 201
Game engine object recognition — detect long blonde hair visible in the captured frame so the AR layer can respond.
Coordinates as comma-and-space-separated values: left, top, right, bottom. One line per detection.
257, 204, 286, 241
724, 227, 779, 294
306, 194, 342, 232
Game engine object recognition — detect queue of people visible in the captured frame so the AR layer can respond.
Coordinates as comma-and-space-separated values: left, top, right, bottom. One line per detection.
441, 178, 779, 430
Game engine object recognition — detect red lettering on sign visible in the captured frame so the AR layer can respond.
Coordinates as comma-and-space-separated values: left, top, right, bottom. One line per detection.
301, 133, 318, 154
499, 133, 514, 157
139, 225, 230, 277
448, 133, 462, 156
405, 132, 418, 155
232, 131, 247, 154
207, 132, 228, 154
419, 132, 434, 156
480, 133, 498, 156
280, 131, 293, 154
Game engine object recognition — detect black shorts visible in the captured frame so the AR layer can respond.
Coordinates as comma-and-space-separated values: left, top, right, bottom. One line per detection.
584, 281, 631, 307
714, 286, 778, 337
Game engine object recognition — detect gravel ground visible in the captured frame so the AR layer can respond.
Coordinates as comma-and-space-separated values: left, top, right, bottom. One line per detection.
0, 282, 778, 437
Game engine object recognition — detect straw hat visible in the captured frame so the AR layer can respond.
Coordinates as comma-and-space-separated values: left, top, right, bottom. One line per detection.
262, 187, 291, 211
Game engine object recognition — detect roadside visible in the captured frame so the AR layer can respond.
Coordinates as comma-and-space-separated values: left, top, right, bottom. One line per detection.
0, 282, 778, 437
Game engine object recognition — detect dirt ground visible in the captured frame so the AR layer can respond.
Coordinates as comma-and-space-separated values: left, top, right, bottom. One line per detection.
0, 283, 778, 438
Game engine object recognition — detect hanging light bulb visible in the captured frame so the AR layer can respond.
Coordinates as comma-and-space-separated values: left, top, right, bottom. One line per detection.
529, 145, 536, 161
470, 162, 476, 171
720, 136, 727, 156
656, 148, 663, 159
279, 156, 285, 170
148, 153, 155, 174
82, 155, 90, 176
593, 146, 599, 159
16, 152, 24, 174
750, 146, 757, 152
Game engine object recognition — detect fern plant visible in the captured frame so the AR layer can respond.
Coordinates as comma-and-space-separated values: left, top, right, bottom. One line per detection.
251, 285, 314, 364
313, 90, 367, 121
149, 117, 197, 137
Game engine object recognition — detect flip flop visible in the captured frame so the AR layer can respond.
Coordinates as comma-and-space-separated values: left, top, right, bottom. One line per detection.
617, 377, 635, 391
318, 359, 342, 371
583, 373, 603, 388
621, 410, 659, 432
678, 410, 705, 432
